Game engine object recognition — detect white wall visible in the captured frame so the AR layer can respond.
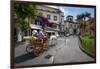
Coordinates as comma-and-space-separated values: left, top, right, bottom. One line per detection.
37, 5, 65, 30
38, 10, 61, 24
37, 5, 64, 24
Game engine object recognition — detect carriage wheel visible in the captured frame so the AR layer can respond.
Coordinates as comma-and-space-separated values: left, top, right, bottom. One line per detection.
33, 46, 44, 56
26, 45, 35, 53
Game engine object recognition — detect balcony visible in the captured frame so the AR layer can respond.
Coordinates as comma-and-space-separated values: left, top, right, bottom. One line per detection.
30, 24, 42, 29
45, 26, 59, 31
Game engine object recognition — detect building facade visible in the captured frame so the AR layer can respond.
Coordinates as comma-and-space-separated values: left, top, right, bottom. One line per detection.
64, 15, 80, 35
30, 5, 64, 36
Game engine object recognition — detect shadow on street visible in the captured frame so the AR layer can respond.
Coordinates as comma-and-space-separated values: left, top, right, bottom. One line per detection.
15, 42, 25, 47
15, 52, 36, 64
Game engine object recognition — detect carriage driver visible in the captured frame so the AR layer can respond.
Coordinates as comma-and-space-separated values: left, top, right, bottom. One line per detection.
36, 29, 46, 39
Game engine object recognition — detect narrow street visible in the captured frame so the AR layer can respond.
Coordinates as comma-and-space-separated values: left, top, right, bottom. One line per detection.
54, 35, 94, 63
15, 35, 94, 66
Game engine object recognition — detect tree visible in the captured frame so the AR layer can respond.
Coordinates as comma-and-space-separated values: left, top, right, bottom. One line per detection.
76, 14, 83, 35
76, 12, 91, 35
89, 18, 96, 37
14, 3, 37, 41
81, 12, 91, 33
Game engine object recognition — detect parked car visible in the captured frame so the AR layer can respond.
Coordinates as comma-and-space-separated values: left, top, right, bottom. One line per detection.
46, 31, 57, 46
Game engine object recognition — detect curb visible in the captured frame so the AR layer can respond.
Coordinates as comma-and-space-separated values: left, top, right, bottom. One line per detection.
78, 37, 96, 59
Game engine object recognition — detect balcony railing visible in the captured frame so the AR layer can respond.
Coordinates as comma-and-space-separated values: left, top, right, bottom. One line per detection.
46, 27, 59, 31
30, 24, 42, 29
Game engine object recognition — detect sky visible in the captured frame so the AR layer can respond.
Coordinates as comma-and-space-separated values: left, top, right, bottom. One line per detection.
48, 5, 95, 21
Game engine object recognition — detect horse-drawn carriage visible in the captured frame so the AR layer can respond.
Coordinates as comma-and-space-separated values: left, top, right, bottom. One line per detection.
23, 36, 48, 56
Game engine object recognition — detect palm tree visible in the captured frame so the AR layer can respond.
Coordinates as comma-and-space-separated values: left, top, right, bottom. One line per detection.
89, 18, 96, 37
76, 14, 83, 35
85, 12, 91, 19
81, 12, 91, 34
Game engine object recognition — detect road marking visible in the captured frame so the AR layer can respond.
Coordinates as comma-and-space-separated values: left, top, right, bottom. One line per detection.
47, 56, 54, 64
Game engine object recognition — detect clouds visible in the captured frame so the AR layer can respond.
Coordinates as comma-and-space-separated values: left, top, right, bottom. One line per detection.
47, 5, 69, 20
46, 5, 94, 20
59, 7, 69, 17
47, 5, 58, 9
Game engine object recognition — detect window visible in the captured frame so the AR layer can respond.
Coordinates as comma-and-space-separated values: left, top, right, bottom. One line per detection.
47, 14, 51, 20
61, 18, 62, 23
52, 32, 55, 35
35, 20, 42, 26
67, 16, 73, 22
54, 16, 57, 21
69, 17, 72, 21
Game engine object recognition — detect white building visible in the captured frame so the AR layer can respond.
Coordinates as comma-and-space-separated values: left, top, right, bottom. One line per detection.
30, 5, 64, 35
64, 15, 80, 35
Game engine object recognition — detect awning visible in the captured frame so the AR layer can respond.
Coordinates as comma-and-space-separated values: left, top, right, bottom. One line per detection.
58, 30, 65, 32
45, 30, 55, 32
30, 24, 41, 29
39, 16, 54, 26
